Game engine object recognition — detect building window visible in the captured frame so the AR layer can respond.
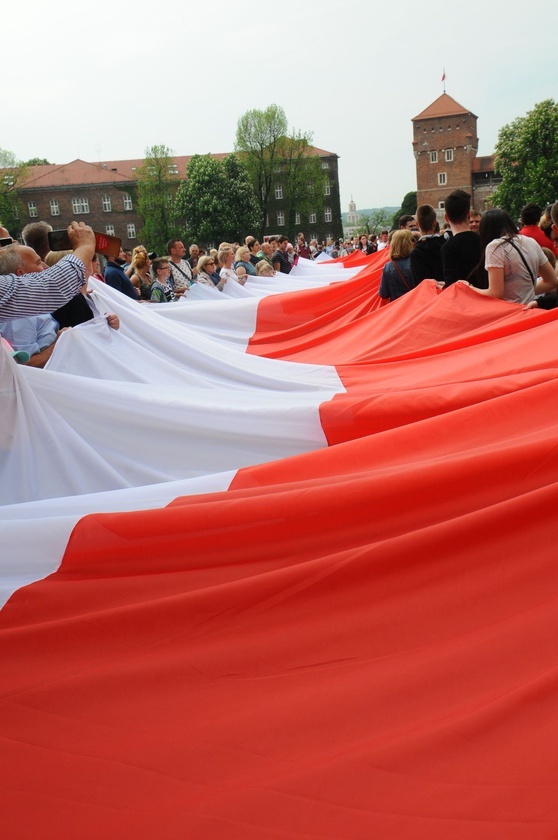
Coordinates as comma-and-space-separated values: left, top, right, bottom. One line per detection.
275, 184, 283, 200
277, 211, 285, 226
438, 172, 447, 186
438, 201, 445, 210
102, 194, 112, 212
105, 225, 115, 236
168, 164, 178, 175
445, 148, 454, 162
324, 181, 331, 196
123, 193, 133, 210
324, 207, 332, 223
430, 151, 438, 163
50, 199, 60, 216
28, 201, 38, 218
321, 161, 329, 170
127, 223, 136, 239
295, 212, 301, 225
309, 211, 317, 225
72, 197, 89, 214
307, 182, 314, 195
3, 175, 15, 186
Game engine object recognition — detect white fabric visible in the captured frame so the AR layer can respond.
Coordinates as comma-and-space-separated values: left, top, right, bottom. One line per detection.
0, 472, 235, 608
84, 281, 342, 390
148, 295, 260, 348
0, 269, 354, 608
1, 346, 340, 506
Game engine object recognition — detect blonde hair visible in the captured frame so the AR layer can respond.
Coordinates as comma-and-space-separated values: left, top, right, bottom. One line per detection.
197, 254, 215, 274
45, 249, 72, 266
389, 230, 413, 260
133, 249, 150, 270
255, 260, 274, 276
217, 246, 233, 266
235, 245, 250, 263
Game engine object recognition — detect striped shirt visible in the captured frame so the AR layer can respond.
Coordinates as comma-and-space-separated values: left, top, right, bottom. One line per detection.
0, 255, 85, 320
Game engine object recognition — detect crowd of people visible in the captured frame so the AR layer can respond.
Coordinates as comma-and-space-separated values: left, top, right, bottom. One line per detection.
1, 193, 558, 367
378, 191, 558, 307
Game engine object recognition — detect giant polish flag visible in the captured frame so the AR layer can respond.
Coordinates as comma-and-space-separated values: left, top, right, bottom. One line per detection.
2, 257, 558, 839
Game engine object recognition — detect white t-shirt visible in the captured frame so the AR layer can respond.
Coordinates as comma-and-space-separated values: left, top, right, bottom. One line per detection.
485, 235, 547, 304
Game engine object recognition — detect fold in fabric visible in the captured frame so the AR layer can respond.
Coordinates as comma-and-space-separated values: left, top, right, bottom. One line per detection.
2, 253, 558, 838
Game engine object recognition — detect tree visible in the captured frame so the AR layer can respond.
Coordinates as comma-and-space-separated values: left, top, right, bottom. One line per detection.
491, 99, 558, 219
235, 104, 325, 241
23, 158, 52, 166
391, 191, 417, 229
135, 145, 183, 253
175, 154, 260, 246
276, 133, 327, 242
357, 207, 392, 235
0, 149, 29, 237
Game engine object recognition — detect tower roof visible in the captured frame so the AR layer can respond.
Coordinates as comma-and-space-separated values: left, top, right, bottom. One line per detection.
412, 93, 477, 121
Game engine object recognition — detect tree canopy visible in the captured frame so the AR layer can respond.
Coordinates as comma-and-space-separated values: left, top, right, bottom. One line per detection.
235, 104, 325, 241
23, 157, 52, 166
391, 191, 417, 229
176, 154, 260, 246
0, 149, 28, 236
356, 207, 393, 235
135, 145, 183, 254
491, 99, 558, 220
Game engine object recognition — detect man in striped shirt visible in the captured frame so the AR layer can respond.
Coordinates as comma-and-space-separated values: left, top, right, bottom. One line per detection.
0, 222, 95, 320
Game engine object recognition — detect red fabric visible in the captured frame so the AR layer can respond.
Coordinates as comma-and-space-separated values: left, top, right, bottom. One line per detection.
2, 279, 558, 837
247, 251, 389, 358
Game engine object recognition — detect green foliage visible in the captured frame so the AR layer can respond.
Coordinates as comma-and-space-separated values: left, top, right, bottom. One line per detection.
136, 145, 183, 253
277, 134, 327, 241
235, 104, 324, 240
0, 148, 29, 236
357, 207, 392, 234
176, 154, 260, 246
391, 191, 417, 228
491, 99, 558, 219
23, 157, 51, 166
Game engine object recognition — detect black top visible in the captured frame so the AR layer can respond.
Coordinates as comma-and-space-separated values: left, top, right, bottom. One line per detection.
441, 231, 481, 285
411, 235, 445, 283
52, 293, 94, 329
272, 249, 292, 274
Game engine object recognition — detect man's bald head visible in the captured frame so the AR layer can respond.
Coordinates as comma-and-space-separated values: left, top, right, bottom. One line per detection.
0, 244, 48, 275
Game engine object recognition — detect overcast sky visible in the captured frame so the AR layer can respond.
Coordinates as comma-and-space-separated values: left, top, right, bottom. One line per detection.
4, 0, 555, 213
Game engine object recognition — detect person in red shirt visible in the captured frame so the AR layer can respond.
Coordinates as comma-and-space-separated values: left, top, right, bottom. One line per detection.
519, 202, 558, 255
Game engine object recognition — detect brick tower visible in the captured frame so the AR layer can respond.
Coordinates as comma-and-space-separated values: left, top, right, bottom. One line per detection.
412, 93, 478, 213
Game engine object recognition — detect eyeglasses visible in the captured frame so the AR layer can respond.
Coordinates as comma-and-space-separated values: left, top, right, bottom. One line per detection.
205, 260, 215, 265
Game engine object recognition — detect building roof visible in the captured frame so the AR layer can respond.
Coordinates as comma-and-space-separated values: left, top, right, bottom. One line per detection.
472, 155, 495, 173
412, 93, 477, 121
23, 160, 133, 188
20, 146, 337, 189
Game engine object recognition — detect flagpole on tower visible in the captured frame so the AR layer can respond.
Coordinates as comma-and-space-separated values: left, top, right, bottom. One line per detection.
441, 68, 446, 94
